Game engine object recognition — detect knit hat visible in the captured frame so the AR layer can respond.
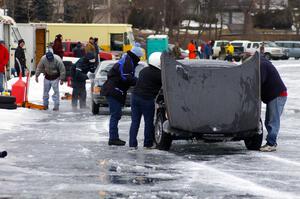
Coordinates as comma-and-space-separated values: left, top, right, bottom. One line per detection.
46, 51, 54, 61
130, 43, 144, 58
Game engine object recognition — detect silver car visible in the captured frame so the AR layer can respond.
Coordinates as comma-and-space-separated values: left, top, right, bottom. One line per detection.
90, 60, 147, 114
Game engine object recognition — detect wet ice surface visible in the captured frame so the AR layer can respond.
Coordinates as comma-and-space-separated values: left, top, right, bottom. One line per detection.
1, 60, 300, 199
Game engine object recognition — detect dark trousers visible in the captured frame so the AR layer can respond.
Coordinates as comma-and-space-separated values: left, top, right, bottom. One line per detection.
129, 94, 155, 147
107, 96, 122, 140
72, 82, 87, 108
15, 66, 25, 77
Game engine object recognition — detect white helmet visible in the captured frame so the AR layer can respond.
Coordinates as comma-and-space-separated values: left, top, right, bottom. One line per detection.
148, 52, 162, 69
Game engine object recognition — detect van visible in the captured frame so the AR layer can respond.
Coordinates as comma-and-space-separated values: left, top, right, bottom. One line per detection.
46, 23, 135, 53
275, 41, 300, 59
17, 23, 47, 71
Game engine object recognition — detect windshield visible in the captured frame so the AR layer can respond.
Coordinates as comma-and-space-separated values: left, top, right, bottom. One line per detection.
95, 62, 146, 79
265, 42, 279, 48
127, 31, 135, 45
231, 42, 243, 47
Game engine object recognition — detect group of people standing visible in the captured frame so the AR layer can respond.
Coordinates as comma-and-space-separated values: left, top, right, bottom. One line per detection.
34, 34, 99, 111
187, 40, 214, 60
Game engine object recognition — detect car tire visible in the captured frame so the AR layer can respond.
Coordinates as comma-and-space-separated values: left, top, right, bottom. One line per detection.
264, 53, 271, 60
91, 100, 100, 115
0, 103, 17, 110
244, 119, 263, 150
0, 96, 16, 104
154, 109, 172, 151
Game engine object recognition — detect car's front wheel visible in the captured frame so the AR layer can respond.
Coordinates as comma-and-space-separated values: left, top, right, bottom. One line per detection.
244, 120, 263, 150
154, 110, 172, 150
91, 100, 100, 115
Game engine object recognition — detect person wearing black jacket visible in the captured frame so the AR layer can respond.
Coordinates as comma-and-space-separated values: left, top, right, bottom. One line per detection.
72, 52, 96, 109
259, 56, 287, 152
15, 39, 27, 77
129, 52, 162, 149
102, 44, 144, 146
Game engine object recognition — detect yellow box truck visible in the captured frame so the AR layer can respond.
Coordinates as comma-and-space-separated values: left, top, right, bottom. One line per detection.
46, 23, 135, 53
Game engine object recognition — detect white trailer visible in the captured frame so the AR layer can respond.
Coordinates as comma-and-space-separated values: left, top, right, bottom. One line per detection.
17, 23, 47, 71
0, 15, 22, 75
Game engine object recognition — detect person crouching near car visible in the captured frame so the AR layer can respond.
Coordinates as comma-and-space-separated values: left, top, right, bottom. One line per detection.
102, 44, 144, 146
35, 51, 66, 111
71, 52, 96, 109
129, 52, 162, 149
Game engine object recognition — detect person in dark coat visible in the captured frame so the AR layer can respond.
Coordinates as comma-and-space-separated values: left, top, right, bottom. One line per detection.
129, 52, 162, 149
94, 38, 100, 65
72, 42, 85, 58
259, 56, 287, 152
102, 44, 144, 146
71, 52, 96, 109
15, 39, 27, 77
52, 34, 64, 59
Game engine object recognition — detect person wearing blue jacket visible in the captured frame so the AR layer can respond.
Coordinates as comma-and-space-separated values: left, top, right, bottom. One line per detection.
102, 44, 144, 146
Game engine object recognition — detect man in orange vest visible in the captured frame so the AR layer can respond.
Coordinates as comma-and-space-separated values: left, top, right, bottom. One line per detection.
188, 40, 197, 59
0, 40, 9, 93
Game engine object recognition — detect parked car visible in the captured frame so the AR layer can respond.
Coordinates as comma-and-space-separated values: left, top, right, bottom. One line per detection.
154, 52, 263, 151
62, 41, 114, 61
168, 44, 189, 59
231, 40, 251, 62
275, 41, 300, 59
212, 40, 229, 59
245, 41, 288, 60
90, 60, 147, 114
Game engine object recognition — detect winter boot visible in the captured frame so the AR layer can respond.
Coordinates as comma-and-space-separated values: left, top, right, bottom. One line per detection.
260, 144, 277, 152
108, 139, 126, 146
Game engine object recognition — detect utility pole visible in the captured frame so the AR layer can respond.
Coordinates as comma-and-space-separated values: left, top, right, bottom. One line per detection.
163, 0, 167, 33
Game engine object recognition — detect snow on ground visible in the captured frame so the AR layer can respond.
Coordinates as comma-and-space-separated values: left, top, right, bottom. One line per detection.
0, 59, 300, 198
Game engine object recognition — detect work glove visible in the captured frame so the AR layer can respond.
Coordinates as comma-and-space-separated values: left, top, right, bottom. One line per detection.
87, 72, 93, 79
35, 76, 39, 83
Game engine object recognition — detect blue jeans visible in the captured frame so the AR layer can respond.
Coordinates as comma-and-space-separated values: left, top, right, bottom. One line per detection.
265, 96, 287, 146
0, 73, 4, 93
107, 96, 122, 140
129, 94, 155, 147
43, 78, 60, 108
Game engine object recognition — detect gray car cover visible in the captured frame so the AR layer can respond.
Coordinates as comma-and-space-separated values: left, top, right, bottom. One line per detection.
161, 52, 261, 134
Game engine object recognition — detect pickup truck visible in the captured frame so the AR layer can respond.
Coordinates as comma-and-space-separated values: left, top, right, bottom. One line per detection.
62, 41, 114, 61
245, 41, 288, 60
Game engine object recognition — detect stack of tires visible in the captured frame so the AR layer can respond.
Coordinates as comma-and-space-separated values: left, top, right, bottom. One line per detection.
0, 95, 17, 110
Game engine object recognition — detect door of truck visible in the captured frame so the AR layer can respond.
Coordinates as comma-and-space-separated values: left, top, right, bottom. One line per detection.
35, 29, 46, 70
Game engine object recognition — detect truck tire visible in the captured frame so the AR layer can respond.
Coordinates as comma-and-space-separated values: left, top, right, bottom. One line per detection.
0, 96, 16, 104
0, 103, 17, 110
154, 110, 172, 151
91, 100, 100, 115
264, 53, 271, 60
244, 120, 263, 150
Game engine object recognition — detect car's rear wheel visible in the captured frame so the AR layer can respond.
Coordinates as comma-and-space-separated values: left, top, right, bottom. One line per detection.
264, 53, 271, 60
154, 110, 172, 150
91, 100, 100, 115
244, 120, 263, 150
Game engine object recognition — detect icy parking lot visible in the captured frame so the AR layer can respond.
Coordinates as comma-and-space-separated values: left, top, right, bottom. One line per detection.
0, 60, 300, 199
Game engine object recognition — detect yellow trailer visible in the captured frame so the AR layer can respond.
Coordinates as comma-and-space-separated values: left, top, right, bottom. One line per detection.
46, 23, 135, 53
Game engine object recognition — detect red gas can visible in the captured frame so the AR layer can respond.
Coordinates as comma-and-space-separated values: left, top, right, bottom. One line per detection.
11, 75, 26, 106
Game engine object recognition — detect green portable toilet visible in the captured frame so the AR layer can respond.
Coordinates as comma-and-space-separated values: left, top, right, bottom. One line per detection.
146, 35, 169, 59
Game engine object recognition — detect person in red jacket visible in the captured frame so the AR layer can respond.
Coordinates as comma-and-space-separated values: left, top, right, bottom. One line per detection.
0, 40, 9, 93
52, 34, 64, 59
188, 40, 197, 59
